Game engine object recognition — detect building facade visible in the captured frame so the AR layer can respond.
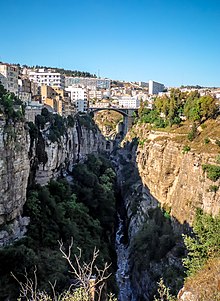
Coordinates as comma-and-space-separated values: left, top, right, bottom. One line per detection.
29, 69, 65, 89
148, 80, 165, 95
88, 90, 103, 100
76, 99, 88, 113
65, 87, 88, 112
65, 77, 111, 90
118, 96, 140, 108
0, 63, 19, 95
18, 78, 32, 103
0, 73, 7, 89
40, 85, 62, 115
66, 87, 87, 102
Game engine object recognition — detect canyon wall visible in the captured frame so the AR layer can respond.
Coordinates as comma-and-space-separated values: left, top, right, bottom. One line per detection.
34, 120, 108, 186
115, 125, 220, 300
0, 115, 108, 245
0, 118, 30, 245
135, 131, 220, 225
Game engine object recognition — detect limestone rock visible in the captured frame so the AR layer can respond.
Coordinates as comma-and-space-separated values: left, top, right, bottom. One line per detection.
136, 138, 220, 225
0, 118, 30, 226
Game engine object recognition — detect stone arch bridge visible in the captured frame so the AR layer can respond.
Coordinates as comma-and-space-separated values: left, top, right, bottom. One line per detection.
89, 107, 138, 134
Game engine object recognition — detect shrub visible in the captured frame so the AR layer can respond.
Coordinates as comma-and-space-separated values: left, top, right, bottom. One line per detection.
182, 145, 191, 154
209, 185, 219, 193
67, 115, 75, 127
216, 155, 220, 164
188, 124, 197, 141
204, 137, 210, 144
183, 209, 220, 276
154, 278, 176, 301
202, 164, 220, 181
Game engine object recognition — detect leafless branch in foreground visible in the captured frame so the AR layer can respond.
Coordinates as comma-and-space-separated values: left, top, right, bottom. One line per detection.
59, 239, 112, 300
12, 240, 112, 301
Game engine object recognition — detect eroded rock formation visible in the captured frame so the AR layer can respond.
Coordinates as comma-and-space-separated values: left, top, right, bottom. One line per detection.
0, 117, 30, 245
0, 115, 108, 245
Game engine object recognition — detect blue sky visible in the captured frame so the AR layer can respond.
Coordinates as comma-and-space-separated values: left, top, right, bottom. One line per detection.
0, 0, 220, 87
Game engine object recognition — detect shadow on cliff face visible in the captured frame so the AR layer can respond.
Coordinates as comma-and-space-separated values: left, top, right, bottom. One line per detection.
112, 138, 190, 301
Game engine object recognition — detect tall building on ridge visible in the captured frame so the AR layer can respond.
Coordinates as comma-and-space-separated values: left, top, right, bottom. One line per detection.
149, 80, 165, 95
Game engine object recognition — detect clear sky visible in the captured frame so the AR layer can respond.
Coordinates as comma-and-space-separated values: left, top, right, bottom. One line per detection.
0, 0, 220, 87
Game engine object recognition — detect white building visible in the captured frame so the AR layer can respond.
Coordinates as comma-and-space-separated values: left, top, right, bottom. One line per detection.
66, 87, 87, 102
149, 80, 165, 95
88, 90, 103, 100
118, 96, 140, 108
76, 99, 88, 113
29, 69, 65, 89
0, 63, 19, 95
65, 86, 88, 112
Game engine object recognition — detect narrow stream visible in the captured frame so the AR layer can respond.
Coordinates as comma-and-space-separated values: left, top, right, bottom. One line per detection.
116, 215, 135, 301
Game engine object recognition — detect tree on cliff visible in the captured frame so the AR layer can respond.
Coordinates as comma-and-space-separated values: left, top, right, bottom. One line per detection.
183, 209, 220, 276
183, 92, 217, 122
0, 84, 24, 121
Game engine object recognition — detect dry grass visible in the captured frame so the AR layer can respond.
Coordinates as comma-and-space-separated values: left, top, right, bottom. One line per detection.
143, 119, 220, 155
183, 257, 220, 301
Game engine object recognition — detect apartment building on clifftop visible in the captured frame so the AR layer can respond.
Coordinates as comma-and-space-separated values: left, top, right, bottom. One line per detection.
149, 80, 165, 95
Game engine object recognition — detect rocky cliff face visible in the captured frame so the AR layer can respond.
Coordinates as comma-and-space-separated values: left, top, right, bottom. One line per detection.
114, 140, 184, 301
34, 120, 108, 186
0, 115, 109, 245
135, 132, 220, 225
115, 124, 220, 300
0, 117, 30, 245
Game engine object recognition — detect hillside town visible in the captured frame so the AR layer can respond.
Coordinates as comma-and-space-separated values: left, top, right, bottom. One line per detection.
0, 62, 220, 123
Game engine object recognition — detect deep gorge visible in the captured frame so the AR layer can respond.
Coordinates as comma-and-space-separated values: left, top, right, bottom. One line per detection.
0, 110, 220, 301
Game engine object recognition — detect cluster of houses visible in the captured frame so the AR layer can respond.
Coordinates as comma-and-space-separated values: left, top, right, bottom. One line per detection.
2, 61, 218, 123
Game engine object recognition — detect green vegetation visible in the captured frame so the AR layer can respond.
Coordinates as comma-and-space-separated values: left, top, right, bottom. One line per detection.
182, 145, 191, 154
183, 209, 220, 277
202, 164, 220, 181
209, 185, 219, 193
187, 123, 197, 141
154, 278, 176, 301
0, 155, 117, 300
216, 155, 220, 164
25, 65, 96, 78
0, 84, 24, 122
77, 113, 97, 131
138, 138, 148, 147
131, 207, 184, 296
71, 154, 116, 233
137, 89, 218, 129
131, 208, 175, 267
204, 137, 210, 144
35, 108, 69, 143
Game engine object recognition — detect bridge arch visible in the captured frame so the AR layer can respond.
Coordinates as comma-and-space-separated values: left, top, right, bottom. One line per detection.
90, 107, 129, 117
89, 107, 137, 135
